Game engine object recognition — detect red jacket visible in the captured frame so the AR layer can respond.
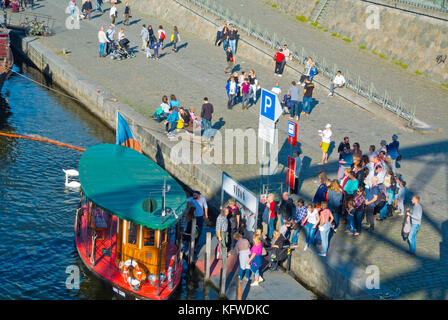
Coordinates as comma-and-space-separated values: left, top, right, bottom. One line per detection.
275, 52, 285, 63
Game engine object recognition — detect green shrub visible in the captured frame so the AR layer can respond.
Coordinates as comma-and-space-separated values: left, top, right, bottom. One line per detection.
414, 70, 423, 75
359, 45, 366, 50
311, 21, 318, 27
342, 37, 351, 43
323, 29, 328, 32
379, 53, 388, 60
296, 15, 309, 22
331, 32, 340, 37
372, 50, 378, 55
441, 83, 448, 89
317, 25, 323, 29
272, 4, 277, 8
392, 60, 408, 69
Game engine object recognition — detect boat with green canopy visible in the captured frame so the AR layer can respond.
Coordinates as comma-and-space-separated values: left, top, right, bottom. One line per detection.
75, 143, 186, 300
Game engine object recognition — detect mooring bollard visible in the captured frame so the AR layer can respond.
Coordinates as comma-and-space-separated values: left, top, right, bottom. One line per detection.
237, 278, 242, 300
287, 247, 292, 271
205, 232, 211, 280
188, 217, 197, 268
220, 247, 227, 296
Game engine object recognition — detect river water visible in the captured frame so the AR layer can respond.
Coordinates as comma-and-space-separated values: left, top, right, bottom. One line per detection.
0, 53, 216, 300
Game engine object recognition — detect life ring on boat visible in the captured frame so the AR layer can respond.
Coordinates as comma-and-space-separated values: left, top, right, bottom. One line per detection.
167, 255, 176, 282
122, 259, 145, 283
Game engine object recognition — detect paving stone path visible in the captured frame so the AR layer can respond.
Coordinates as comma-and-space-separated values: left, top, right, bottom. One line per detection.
18, 0, 448, 299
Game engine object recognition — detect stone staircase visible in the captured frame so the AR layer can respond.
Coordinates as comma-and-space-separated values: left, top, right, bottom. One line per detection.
309, 0, 333, 24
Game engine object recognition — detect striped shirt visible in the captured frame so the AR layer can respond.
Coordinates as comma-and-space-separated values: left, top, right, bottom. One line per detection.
216, 214, 228, 234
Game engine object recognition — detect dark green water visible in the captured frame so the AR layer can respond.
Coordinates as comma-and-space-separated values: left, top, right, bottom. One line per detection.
0, 54, 216, 300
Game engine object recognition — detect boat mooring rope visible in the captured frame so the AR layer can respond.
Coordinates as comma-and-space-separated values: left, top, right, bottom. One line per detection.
0, 131, 86, 152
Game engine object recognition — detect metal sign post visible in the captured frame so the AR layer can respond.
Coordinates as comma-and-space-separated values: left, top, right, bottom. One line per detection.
258, 88, 282, 197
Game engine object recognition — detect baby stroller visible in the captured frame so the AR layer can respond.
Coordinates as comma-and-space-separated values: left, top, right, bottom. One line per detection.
263, 238, 291, 271
110, 38, 135, 60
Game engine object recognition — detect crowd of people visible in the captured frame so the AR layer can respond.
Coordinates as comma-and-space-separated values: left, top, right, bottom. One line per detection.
67, 1, 180, 59
1, 0, 35, 12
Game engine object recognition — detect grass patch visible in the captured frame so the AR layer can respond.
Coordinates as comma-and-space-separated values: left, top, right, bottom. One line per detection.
272, 4, 277, 8
441, 83, 448, 89
317, 25, 323, 29
342, 37, 351, 43
295, 15, 309, 22
379, 53, 388, 60
331, 32, 341, 38
311, 21, 318, 27
359, 45, 366, 49
323, 28, 328, 32
372, 50, 378, 55
415, 70, 423, 75
392, 60, 408, 69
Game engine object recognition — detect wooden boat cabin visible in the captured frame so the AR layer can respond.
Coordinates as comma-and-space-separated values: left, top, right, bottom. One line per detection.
75, 144, 186, 300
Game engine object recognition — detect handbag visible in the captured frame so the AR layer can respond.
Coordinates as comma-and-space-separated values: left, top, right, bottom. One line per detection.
215, 240, 223, 260
319, 142, 323, 148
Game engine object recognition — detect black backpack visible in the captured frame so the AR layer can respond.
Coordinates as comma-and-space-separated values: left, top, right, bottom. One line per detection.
374, 184, 386, 206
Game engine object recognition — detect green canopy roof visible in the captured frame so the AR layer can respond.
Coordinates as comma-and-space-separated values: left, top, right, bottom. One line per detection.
78, 144, 186, 229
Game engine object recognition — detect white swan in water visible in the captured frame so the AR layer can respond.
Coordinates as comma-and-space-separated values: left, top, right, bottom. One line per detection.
64, 170, 81, 189
62, 169, 79, 177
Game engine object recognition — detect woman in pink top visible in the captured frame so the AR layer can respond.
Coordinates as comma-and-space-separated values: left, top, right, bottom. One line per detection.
247, 234, 264, 286
317, 202, 334, 257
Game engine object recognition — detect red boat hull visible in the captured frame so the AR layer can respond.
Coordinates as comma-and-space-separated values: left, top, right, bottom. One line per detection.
75, 207, 182, 300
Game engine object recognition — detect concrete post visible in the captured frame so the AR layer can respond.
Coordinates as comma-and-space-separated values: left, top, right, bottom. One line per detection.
205, 232, 211, 280
220, 247, 227, 296
188, 217, 197, 267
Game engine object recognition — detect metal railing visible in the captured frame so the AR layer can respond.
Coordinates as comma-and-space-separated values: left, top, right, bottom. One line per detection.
4, 11, 55, 35
388, 0, 448, 12
177, 0, 416, 124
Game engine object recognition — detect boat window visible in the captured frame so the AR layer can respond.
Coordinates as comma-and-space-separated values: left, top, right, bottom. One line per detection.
127, 222, 138, 245
143, 227, 155, 247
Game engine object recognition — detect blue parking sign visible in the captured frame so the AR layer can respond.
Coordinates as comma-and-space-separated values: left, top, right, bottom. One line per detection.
287, 121, 296, 138
259, 88, 282, 123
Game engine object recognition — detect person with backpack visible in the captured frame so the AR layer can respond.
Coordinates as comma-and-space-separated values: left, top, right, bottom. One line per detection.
158, 25, 166, 50
224, 46, 235, 75
274, 49, 285, 77
299, 57, 315, 86
171, 26, 181, 52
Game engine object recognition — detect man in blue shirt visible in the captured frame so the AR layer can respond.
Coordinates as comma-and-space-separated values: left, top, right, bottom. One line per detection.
364, 176, 379, 231
387, 134, 400, 174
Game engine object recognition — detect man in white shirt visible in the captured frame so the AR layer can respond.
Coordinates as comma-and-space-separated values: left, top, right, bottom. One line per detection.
110, 4, 117, 25
280, 44, 293, 74
329, 71, 346, 96
98, 27, 110, 58
186, 191, 208, 242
